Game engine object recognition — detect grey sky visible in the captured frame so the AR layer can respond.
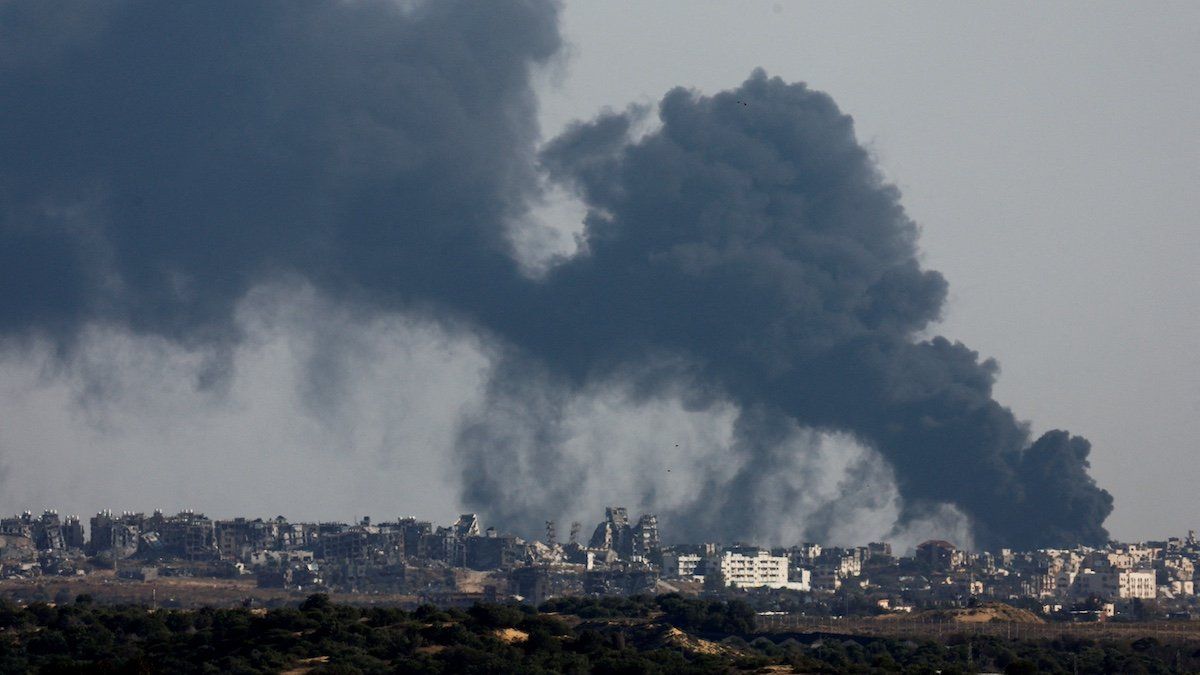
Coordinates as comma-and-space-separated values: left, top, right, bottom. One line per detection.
535, 1, 1199, 540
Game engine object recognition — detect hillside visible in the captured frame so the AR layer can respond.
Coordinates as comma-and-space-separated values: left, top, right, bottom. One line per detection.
880, 602, 1046, 624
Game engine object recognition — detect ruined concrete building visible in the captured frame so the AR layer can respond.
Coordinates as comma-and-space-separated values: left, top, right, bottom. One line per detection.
453, 514, 481, 538
398, 518, 432, 558
145, 510, 220, 561
314, 518, 404, 566
588, 507, 661, 560
633, 514, 660, 557
465, 531, 526, 571
89, 511, 143, 559
86, 510, 222, 562
589, 507, 631, 556
0, 511, 84, 557
215, 517, 278, 560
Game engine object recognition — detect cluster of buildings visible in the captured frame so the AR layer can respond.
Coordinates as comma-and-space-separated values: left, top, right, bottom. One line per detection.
2, 506, 1199, 619
710, 536, 1199, 620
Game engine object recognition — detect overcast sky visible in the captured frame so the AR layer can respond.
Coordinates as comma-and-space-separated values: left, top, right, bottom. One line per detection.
534, 0, 1200, 539
0, 1, 1195, 545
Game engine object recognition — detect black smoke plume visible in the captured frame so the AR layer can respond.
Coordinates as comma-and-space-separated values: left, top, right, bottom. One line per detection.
0, 1, 1110, 549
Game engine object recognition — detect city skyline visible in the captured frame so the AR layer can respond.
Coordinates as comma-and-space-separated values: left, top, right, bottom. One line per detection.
6, 502, 1200, 556
4, 502, 1197, 617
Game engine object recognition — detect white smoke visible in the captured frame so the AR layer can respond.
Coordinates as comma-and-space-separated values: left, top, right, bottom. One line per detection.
456, 368, 973, 553
0, 281, 488, 525
0, 281, 970, 552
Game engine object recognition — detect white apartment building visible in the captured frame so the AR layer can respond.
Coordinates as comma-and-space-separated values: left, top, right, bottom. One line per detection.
714, 549, 806, 590
1073, 569, 1156, 599
1121, 570, 1158, 598
661, 552, 705, 580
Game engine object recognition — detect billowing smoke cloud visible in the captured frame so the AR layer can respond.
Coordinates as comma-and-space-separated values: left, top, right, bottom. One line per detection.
463, 75, 1112, 549
0, 0, 1110, 549
0, 0, 558, 344
456, 371, 976, 552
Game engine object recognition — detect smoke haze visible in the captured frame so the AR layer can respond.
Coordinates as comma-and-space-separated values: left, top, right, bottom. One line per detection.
0, 0, 1110, 550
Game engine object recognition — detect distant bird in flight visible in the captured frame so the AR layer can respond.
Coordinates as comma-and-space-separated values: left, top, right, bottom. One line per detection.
737, 100, 748, 106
